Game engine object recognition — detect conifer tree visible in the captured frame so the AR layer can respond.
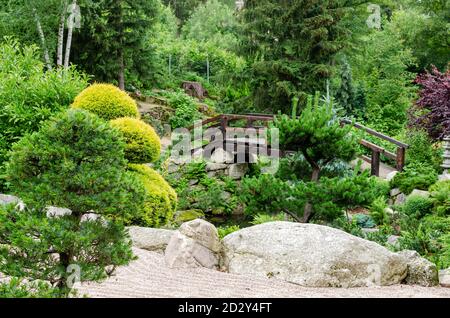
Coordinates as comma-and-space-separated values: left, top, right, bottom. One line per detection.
335, 60, 356, 117
272, 93, 358, 221
239, 0, 361, 113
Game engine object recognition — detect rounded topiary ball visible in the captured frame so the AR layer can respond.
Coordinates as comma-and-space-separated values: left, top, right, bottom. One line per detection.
71, 83, 140, 121
110, 117, 161, 164
128, 164, 177, 227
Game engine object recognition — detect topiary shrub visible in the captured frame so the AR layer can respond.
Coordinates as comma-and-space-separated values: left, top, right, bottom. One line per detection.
71, 83, 140, 121
402, 195, 434, 219
127, 164, 177, 227
110, 117, 161, 164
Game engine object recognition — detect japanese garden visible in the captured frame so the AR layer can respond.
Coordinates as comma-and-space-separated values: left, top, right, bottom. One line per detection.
0, 0, 449, 299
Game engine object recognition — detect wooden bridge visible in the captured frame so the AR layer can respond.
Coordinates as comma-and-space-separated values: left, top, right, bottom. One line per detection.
188, 114, 409, 177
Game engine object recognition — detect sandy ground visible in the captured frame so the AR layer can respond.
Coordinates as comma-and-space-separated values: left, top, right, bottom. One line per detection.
76, 248, 450, 298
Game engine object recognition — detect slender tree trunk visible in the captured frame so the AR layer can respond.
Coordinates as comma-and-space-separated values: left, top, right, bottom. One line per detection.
33, 8, 52, 70
57, 0, 69, 67
64, 0, 77, 69
117, 1, 125, 90
118, 49, 125, 90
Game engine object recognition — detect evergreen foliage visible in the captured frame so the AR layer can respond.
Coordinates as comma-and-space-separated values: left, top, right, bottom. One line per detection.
110, 117, 161, 164
72, 84, 140, 121
239, 0, 356, 112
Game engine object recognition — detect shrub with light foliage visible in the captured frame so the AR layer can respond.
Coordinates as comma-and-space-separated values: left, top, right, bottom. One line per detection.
72, 84, 140, 121
110, 117, 161, 164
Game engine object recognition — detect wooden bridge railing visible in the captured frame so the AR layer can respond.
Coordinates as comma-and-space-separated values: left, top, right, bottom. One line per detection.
188, 114, 408, 176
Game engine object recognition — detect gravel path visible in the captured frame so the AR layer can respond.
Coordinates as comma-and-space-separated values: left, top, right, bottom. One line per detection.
77, 248, 450, 298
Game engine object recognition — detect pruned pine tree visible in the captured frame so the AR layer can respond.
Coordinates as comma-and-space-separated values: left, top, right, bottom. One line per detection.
272, 93, 358, 222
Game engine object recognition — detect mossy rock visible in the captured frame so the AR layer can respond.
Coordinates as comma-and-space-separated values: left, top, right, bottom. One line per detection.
72, 83, 140, 121
128, 164, 177, 227
110, 117, 161, 164
174, 209, 205, 225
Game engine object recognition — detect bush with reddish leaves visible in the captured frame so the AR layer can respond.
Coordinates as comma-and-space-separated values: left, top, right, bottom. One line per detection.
410, 66, 450, 140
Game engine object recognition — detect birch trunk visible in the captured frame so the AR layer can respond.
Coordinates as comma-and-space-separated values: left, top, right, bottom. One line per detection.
64, 0, 77, 69
57, 0, 68, 67
33, 8, 52, 70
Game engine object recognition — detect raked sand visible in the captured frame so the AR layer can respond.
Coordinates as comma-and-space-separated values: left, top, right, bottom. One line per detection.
76, 248, 450, 298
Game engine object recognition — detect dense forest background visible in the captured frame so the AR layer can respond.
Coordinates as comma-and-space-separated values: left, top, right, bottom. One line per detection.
0, 0, 448, 138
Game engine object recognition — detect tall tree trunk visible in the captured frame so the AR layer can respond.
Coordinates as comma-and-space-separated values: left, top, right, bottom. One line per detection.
118, 49, 125, 90
33, 8, 52, 70
57, 0, 69, 67
64, 0, 77, 69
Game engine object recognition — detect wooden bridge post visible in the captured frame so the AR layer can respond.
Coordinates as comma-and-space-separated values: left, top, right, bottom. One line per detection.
396, 147, 406, 172
371, 150, 381, 177
220, 115, 228, 150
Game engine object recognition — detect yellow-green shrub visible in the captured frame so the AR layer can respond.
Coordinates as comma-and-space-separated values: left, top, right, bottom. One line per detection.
110, 117, 161, 163
71, 83, 139, 120
128, 164, 177, 227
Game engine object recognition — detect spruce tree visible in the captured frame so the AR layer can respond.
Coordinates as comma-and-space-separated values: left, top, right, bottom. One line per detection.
335, 60, 356, 116
239, 0, 360, 113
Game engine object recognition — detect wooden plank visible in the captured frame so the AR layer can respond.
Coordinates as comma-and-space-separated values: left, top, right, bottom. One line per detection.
360, 139, 385, 153
341, 119, 409, 148
188, 115, 221, 130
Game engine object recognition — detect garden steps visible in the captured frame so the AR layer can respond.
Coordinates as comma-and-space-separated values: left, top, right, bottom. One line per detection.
352, 158, 397, 180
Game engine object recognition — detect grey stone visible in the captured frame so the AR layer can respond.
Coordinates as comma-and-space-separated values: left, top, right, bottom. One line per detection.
165, 231, 219, 269
408, 189, 430, 199
438, 173, 450, 181
80, 213, 108, 226
210, 148, 234, 164
179, 219, 220, 252
128, 226, 175, 253
189, 179, 199, 186
205, 162, 228, 172
165, 219, 221, 269
397, 250, 439, 287
222, 222, 407, 287
390, 188, 401, 197
0, 194, 21, 206
46, 207, 72, 218
227, 163, 248, 180
385, 171, 398, 182
387, 235, 400, 248
394, 193, 406, 205
439, 268, 450, 287
221, 191, 232, 201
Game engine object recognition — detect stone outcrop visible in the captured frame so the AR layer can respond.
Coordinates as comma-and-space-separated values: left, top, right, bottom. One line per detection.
222, 221, 407, 287
128, 226, 175, 253
397, 250, 439, 287
165, 219, 221, 269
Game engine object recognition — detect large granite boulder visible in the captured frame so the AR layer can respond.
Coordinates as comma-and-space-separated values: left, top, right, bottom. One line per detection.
165, 219, 220, 269
128, 226, 175, 253
397, 250, 439, 287
222, 221, 407, 287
